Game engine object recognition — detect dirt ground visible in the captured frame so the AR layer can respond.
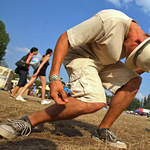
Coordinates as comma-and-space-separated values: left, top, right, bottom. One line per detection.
0, 90, 150, 150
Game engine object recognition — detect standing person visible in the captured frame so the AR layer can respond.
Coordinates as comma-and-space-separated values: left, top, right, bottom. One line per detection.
0, 9, 150, 148
10, 47, 38, 98
16, 49, 53, 104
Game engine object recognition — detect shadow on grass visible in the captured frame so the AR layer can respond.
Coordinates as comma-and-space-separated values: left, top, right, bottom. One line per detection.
145, 128, 150, 132
23, 97, 52, 104
23, 97, 40, 103
0, 138, 57, 150
0, 120, 97, 150
34, 119, 97, 137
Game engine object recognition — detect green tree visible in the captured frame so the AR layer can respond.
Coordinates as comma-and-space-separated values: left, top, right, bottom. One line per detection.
144, 94, 150, 109
143, 96, 147, 107
141, 99, 144, 107
12, 73, 20, 80
34, 80, 41, 88
127, 98, 141, 111
13, 73, 32, 80
105, 93, 114, 101
0, 20, 10, 61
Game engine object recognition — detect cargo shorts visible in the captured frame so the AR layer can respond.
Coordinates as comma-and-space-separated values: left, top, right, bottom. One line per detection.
65, 58, 140, 103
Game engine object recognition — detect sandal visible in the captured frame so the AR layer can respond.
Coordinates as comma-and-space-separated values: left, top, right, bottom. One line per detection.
10, 95, 16, 99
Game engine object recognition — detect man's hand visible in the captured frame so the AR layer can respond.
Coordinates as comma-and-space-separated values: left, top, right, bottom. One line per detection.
49, 80, 68, 105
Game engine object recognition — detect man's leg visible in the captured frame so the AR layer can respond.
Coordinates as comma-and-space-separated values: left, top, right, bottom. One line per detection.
28, 58, 106, 126
0, 97, 105, 139
28, 97, 105, 127
90, 77, 142, 149
98, 77, 142, 129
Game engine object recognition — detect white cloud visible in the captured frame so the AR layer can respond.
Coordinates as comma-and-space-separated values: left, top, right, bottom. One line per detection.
148, 28, 150, 34
106, 0, 133, 7
106, 0, 150, 14
135, 0, 150, 15
14, 47, 42, 58
14, 47, 30, 53
106, 0, 121, 7
135, 93, 146, 100
5, 50, 12, 54
123, 0, 133, 3
36, 53, 42, 59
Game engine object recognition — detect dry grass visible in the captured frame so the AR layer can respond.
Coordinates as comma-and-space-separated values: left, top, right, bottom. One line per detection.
0, 90, 150, 150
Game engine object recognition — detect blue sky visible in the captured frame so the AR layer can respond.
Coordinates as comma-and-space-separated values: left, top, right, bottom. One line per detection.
0, 0, 150, 100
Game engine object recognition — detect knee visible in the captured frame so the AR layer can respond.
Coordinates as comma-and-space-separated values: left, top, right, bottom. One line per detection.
125, 77, 142, 95
84, 103, 105, 114
131, 77, 142, 89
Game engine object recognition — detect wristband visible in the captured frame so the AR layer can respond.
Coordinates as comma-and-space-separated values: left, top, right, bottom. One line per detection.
49, 74, 61, 83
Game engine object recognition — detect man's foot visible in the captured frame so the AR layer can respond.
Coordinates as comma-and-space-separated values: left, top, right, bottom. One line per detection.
41, 99, 51, 105
16, 96, 26, 102
0, 118, 31, 139
92, 128, 127, 149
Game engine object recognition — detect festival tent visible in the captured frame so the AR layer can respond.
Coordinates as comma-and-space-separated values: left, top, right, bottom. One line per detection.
38, 85, 50, 91
63, 87, 71, 97
64, 87, 71, 93
134, 108, 150, 114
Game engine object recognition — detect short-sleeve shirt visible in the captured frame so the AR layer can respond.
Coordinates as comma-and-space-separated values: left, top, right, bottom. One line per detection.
65, 9, 134, 66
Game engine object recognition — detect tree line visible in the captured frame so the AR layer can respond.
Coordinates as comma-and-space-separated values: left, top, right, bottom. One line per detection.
12, 74, 150, 111
106, 93, 150, 111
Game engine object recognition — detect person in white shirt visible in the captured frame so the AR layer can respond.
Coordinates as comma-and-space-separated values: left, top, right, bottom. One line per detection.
1, 9, 150, 149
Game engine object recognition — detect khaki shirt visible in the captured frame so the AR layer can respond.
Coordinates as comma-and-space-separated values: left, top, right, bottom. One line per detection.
65, 9, 133, 66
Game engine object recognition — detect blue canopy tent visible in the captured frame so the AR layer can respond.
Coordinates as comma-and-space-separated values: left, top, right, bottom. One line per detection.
64, 87, 71, 97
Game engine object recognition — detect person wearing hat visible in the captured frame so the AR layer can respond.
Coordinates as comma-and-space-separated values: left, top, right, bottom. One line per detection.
125, 37, 150, 72
0, 9, 149, 149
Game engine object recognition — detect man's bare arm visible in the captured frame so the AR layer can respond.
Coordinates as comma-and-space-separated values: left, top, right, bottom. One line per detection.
49, 32, 70, 105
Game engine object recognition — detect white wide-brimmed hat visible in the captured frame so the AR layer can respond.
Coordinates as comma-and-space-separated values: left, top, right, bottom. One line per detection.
125, 37, 150, 73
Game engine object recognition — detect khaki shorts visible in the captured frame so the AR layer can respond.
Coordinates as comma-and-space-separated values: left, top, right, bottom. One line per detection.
65, 58, 140, 103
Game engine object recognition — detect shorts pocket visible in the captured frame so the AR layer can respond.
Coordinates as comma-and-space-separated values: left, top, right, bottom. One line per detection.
69, 67, 93, 97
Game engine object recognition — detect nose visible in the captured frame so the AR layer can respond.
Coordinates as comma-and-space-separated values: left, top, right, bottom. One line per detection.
135, 39, 142, 45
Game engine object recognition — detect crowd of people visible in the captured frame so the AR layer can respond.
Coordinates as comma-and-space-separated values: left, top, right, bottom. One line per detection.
1, 9, 150, 149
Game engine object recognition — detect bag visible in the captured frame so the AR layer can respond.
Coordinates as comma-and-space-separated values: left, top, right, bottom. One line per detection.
15, 54, 29, 70
15, 67, 19, 74
30, 57, 41, 69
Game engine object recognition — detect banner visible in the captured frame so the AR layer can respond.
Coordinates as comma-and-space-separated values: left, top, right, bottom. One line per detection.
0, 66, 14, 90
